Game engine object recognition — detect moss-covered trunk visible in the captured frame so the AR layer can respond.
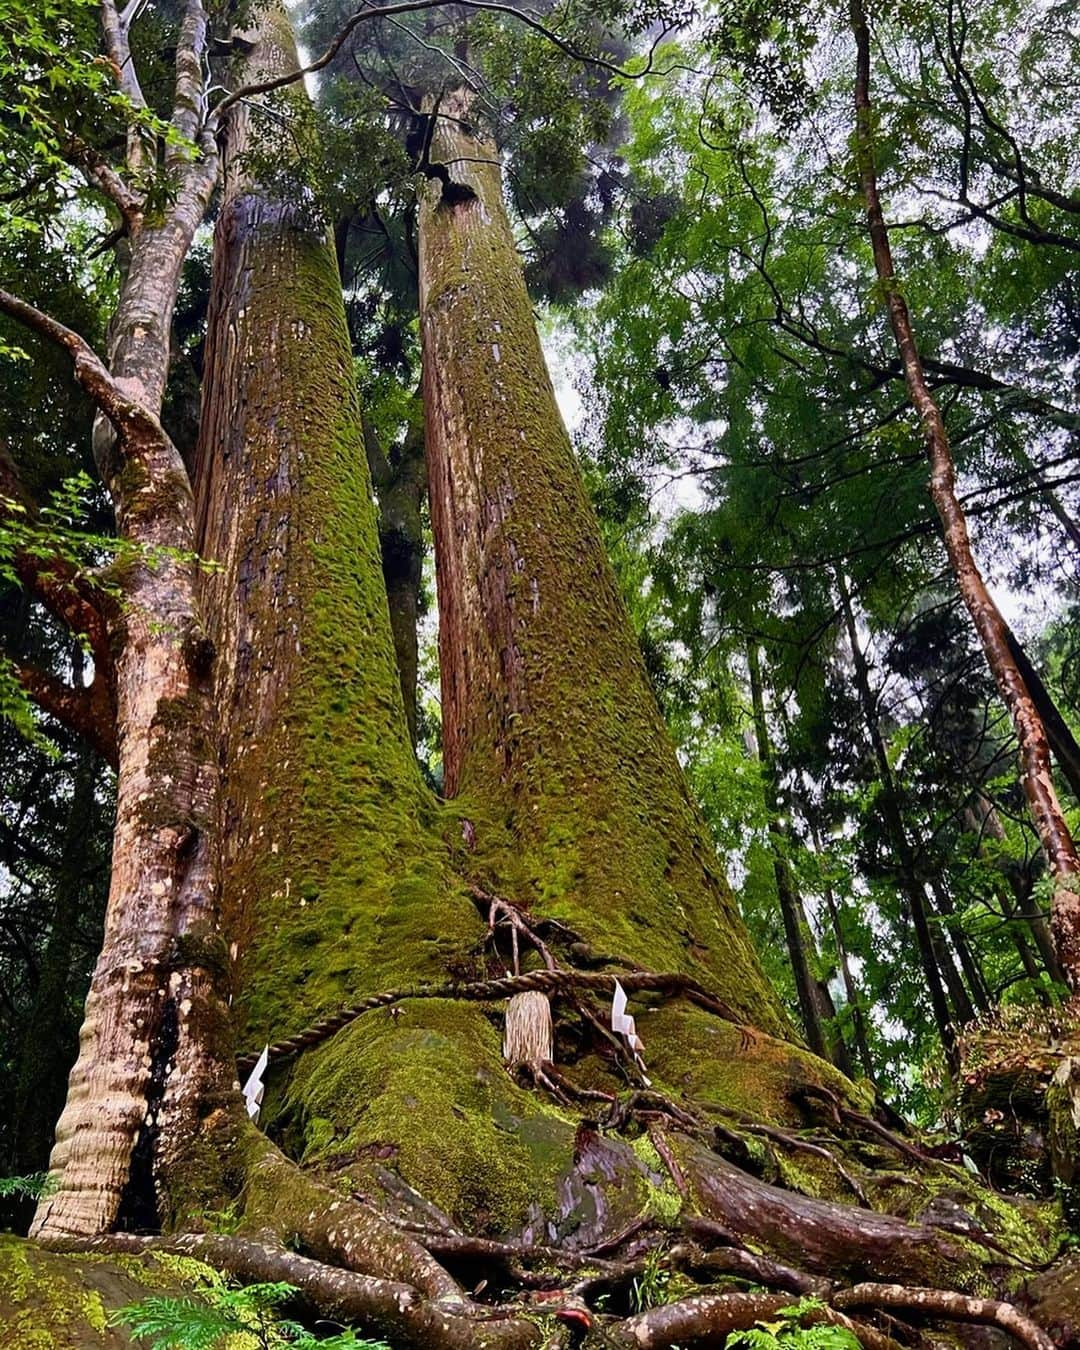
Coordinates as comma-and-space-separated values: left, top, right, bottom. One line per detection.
418, 89, 783, 1035
187, 61, 879, 1251
192, 4, 437, 1040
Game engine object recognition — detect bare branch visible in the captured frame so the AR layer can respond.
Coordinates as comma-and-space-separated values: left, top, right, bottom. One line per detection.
213, 0, 676, 124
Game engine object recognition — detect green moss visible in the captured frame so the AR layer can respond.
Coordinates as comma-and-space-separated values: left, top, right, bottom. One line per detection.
0, 1234, 219, 1349
280, 999, 572, 1233
417, 107, 790, 1041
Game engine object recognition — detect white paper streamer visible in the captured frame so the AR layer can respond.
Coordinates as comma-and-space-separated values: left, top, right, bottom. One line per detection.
611, 980, 651, 1085
242, 1044, 269, 1121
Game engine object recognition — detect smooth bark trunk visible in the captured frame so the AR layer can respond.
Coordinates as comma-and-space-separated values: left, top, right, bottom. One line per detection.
26, 0, 234, 1241
849, 0, 1080, 989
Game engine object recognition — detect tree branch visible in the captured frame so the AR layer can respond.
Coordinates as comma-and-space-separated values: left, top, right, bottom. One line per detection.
213, 0, 676, 124
13, 662, 117, 767
0, 290, 164, 448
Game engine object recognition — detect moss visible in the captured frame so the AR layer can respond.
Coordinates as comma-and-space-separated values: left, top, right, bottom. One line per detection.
628, 1136, 682, 1224
0, 1234, 218, 1349
418, 105, 790, 1042
280, 999, 572, 1234
866, 1166, 1063, 1269
644, 1003, 854, 1127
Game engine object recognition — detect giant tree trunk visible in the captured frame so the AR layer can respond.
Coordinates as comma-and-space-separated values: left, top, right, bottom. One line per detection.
192, 63, 877, 1253
418, 88, 783, 1032
192, 5, 436, 1039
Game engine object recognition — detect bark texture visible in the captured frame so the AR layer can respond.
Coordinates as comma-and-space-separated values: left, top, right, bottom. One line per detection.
14, 0, 236, 1242
193, 4, 435, 1038
418, 88, 784, 1034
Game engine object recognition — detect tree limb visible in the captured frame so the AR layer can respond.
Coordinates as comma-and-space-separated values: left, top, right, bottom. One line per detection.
13, 663, 117, 767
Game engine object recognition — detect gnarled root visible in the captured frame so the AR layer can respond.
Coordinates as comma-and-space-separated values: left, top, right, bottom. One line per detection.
238, 1125, 461, 1300
607, 1290, 900, 1350
51, 1232, 538, 1350
832, 1283, 1057, 1350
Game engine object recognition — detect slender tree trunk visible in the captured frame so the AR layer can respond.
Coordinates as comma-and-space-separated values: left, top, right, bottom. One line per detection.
849, 0, 1080, 989
746, 645, 848, 1069
363, 400, 427, 745
928, 880, 990, 1014
837, 575, 961, 1065
1003, 629, 1080, 803
932, 876, 991, 1010
418, 88, 783, 1030
966, 796, 1066, 985
820, 869, 878, 1081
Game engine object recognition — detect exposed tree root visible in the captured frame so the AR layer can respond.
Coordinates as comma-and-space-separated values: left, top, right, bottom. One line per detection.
606, 1289, 901, 1349
239, 1128, 462, 1300
668, 1131, 996, 1286
832, 1284, 1057, 1350
672, 1232, 833, 1296
50, 1232, 538, 1350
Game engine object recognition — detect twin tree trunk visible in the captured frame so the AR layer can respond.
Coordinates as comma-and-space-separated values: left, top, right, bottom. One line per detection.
189, 52, 855, 1241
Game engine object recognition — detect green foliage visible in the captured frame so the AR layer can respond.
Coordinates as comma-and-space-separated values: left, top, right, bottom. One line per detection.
630, 1248, 674, 1312
728, 1299, 862, 1349
0, 0, 192, 240
0, 1172, 52, 1199
111, 1280, 389, 1350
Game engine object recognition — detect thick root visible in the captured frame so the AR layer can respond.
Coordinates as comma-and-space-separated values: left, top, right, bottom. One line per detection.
607, 1290, 900, 1350
54, 1233, 538, 1350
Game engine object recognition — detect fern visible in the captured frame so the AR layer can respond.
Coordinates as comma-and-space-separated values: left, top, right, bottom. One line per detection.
111, 1279, 391, 1349
727, 1298, 861, 1349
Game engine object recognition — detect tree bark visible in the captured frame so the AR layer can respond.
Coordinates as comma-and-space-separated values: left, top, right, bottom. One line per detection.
191, 0, 441, 1056
17, 0, 236, 1241
363, 400, 427, 746
10, 718, 100, 1174
849, 0, 1080, 989
418, 87, 784, 1033
1004, 628, 1080, 803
